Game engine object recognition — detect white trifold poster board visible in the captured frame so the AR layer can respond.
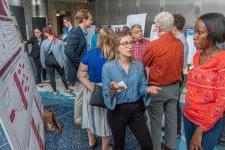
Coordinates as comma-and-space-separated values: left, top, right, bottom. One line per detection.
126, 13, 147, 34
111, 25, 126, 32
149, 24, 159, 41
0, 0, 44, 150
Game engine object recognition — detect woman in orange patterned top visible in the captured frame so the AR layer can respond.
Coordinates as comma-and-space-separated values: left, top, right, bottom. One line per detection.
183, 13, 225, 150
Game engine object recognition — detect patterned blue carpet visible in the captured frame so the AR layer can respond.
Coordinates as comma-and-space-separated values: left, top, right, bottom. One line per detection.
0, 81, 224, 150
41, 91, 140, 150
0, 124, 11, 150
39, 82, 225, 150
40, 89, 187, 150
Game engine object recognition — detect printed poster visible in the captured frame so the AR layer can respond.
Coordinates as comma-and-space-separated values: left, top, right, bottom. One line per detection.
149, 24, 159, 41
111, 25, 126, 32
186, 28, 196, 65
127, 13, 147, 33
0, 0, 44, 150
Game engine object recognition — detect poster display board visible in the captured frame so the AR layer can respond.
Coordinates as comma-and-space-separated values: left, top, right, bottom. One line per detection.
111, 25, 126, 32
149, 24, 159, 41
0, 0, 44, 150
127, 13, 147, 33
186, 28, 196, 65
87, 25, 96, 50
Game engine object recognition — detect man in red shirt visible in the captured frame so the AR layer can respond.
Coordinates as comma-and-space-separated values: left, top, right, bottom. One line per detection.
143, 12, 183, 150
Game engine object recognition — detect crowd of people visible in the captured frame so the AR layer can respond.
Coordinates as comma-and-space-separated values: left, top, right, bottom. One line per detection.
26, 8, 225, 150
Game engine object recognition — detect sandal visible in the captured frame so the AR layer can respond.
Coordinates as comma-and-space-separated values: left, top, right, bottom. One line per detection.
88, 142, 97, 150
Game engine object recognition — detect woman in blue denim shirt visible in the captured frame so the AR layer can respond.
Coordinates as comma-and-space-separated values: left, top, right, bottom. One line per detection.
102, 31, 161, 150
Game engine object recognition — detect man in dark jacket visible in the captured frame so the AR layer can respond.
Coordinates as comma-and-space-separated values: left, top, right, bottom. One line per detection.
64, 9, 93, 127
63, 17, 76, 86
27, 28, 46, 86
64, 10, 92, 87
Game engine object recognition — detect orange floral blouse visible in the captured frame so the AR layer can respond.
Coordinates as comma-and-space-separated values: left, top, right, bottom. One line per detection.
183, 50, 225, 131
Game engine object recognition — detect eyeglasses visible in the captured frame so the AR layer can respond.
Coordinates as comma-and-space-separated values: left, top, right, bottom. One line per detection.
119, 41, 135, 48
131, 29, 143, 34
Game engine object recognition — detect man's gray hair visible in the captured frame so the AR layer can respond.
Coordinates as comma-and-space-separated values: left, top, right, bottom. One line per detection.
131, 24, 142, 30
154, 12, 174, 32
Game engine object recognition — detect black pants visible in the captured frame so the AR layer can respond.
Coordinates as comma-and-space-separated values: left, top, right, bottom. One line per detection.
42, 68, 47, 81
66, 57, 78, 86
33, 58, 42, 84
107, 101, 153, 150
46, 54, 68, 91
33, 58, 47, 83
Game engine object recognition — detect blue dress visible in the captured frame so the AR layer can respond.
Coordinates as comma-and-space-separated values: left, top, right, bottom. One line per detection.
80, 47, 111, 136
81, 47, 106, 83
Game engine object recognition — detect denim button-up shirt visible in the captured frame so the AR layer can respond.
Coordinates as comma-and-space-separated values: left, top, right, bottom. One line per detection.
102, 60, 151, 110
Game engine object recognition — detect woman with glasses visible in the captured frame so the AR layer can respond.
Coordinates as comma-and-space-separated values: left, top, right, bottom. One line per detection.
27, 28, 46, 87
102, 31, 160, 150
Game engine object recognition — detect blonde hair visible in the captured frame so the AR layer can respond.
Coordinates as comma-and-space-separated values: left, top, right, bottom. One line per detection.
113, 31, 135, 63
97, 28, 115, 60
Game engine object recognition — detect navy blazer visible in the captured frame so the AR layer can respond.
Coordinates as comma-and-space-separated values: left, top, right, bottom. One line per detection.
64, 26, 87, 66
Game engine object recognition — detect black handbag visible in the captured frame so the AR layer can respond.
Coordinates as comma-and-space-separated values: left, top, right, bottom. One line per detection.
89, 84, 106, 108
44, 41, 58, 66
45, 52, 58, 66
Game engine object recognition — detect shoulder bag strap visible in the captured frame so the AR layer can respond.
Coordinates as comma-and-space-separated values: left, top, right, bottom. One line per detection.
45, 40, 53, 57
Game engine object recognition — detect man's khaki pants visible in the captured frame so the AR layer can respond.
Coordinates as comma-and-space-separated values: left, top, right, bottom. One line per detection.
74, 82, 85, 124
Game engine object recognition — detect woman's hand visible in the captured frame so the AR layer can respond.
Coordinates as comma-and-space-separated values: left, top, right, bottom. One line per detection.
145, 86, 161, 95
110, 81, 125, 91
190, 127, 203, 150
88, 86, 94, 93
110, 81, 125, 96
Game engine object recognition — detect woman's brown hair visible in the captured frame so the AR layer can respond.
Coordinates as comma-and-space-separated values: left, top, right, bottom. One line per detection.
42, 26, 57, 40
113, 31, 135, 62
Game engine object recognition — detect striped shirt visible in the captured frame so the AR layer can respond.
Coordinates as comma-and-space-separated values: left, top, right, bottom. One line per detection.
133, 38, 149, 61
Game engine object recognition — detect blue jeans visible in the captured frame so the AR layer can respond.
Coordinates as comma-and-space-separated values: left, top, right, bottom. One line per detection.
183, 116, 224, 150
219, 119, 225, 146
